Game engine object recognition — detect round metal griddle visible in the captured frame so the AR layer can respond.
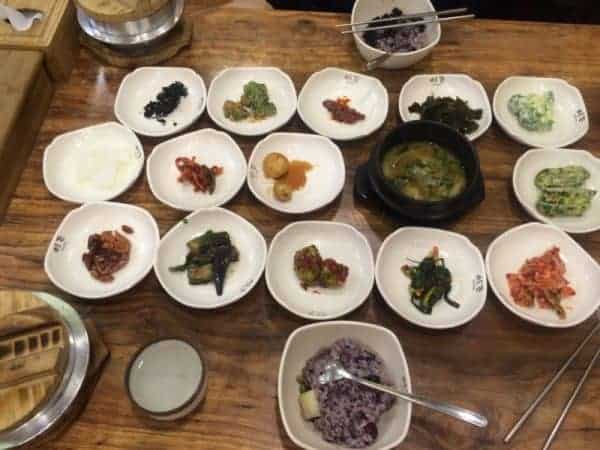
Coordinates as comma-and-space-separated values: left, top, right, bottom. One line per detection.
0, 292, 90, 450
77, 0, 184, 47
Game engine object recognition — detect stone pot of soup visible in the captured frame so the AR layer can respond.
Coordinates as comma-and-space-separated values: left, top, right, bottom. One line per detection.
367, 120, 485, 221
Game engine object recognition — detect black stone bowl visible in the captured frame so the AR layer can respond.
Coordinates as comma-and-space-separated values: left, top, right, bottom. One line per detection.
356, 120, 485, 222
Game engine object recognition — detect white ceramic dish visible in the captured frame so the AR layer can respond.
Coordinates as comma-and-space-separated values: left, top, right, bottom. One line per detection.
493, 76, 588, 148
126, 338, 207, 421
43, 122, 144, 203
44, 202, 159, 299
278, 321, 412, 450
485, 222, 600, 328
513, 149, 600, 234
206, 67, 297, 136
114, 67, 207, 137
399, 74, 492, 141
266, 221, 374, 320
154, 207, 266, 309
147, 128, 247, 211
247, 133, 345, 214
297, 68, 389, 141
375, 227, 487, 329
351, 0, 441, 69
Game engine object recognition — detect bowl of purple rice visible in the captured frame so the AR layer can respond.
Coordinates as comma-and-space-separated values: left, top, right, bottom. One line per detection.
351, 0, 441, 69
278, 321, 412, 449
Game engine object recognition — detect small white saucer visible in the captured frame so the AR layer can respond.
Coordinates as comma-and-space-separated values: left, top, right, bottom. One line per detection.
375, 227, 487, 329
147, 128, 247, 211
298, 67, 389, 141
114, 67, 207, 137
266, 221, 374, 320
399, 74, 492, 141
44, 202, 160, 299
126, 338, 206, 421
485, 222, 600, 328
247, 132, 345, 214
513, 148, 600, 234
493, 76, 588, 148
154, 207, 267, 309
43, 122, 144, 203
206, 67, 297, 136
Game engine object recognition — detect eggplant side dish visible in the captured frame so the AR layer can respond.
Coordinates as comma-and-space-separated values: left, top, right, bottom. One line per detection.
169, 230, 239, 296
401, 246, 459, 314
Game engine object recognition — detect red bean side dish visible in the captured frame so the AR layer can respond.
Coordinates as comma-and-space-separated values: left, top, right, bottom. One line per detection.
175, 156, 223, 194
322, 97, 366, 124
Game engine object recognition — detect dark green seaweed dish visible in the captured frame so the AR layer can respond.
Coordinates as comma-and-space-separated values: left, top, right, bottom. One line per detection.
169, 230, 239, 296
534, 165, 596, 217
408, 96, 483, 135
401, 246, 459, 314
381, 141, 467, 201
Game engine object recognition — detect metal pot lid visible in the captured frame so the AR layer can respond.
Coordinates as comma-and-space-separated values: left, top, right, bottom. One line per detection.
77, 0, 184, 47
0, 292, 90, 450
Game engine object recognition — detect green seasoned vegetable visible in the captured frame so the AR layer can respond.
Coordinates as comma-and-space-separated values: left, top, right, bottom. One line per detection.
223, 81, 277, 122
382, 141, 467, 201
533, 165, 596, 218
535, 166, 591, 190
223, 100, 250, 121
408, 96, 482, 135
508, 91, 554, 132
401, 246, 459, 314
536, 188, 596, 217
169, 230, 239, 296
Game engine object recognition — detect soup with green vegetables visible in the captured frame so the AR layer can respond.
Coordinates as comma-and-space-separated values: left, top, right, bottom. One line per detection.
382, 141, 467, 201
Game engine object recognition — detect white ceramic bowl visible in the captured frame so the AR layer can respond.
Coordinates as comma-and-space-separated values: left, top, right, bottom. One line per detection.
351, 0, 441, 70
399, 74, 492, 141
247, 133, 345, 214
154, 207, 267, 309
147, 128, 247, 211
126, 338, 207, 421
278, 321, 412, 450
513, 149, 600, 234
266, 221, 374, 320
297, 67, 389, 141
485, 222, 600, 328
43, 122, 144, 203
44, 202, 160, 299
114, 67, 207, 137
206, 67, 297, 136
376, 227, 487, 329
493, 76, 588, 148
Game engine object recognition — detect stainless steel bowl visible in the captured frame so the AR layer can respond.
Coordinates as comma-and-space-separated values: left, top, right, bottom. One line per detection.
77, 0, 184, 47
0, 292, 90, 450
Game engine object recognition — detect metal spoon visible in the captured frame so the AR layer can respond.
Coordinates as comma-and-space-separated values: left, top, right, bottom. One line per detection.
318, 361, 488, 428
365, 53, 393, 71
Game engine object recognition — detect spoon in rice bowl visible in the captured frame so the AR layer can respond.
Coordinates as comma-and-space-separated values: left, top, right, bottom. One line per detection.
319, 361, 488, 428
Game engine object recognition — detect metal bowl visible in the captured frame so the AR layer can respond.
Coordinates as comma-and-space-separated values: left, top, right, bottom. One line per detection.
77, 0, 184, 47
0, 292, 89, 450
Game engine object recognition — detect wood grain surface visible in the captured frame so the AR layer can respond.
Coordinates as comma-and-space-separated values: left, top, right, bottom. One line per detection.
1, 7, 600, 450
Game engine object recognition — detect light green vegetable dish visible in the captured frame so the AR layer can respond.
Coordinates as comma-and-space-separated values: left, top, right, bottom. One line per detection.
534, 165, 596, 217
223, 81, 277, 122
508, 91, 555, 132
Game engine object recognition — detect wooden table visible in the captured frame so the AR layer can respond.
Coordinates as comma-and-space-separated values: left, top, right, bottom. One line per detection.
3, 7, 600, 450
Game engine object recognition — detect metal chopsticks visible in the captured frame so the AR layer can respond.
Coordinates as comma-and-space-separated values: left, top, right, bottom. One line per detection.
336, 7, 468, 28
542, 344, 600, 450
504, 321, 600, 445
340, 10, 474, 35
